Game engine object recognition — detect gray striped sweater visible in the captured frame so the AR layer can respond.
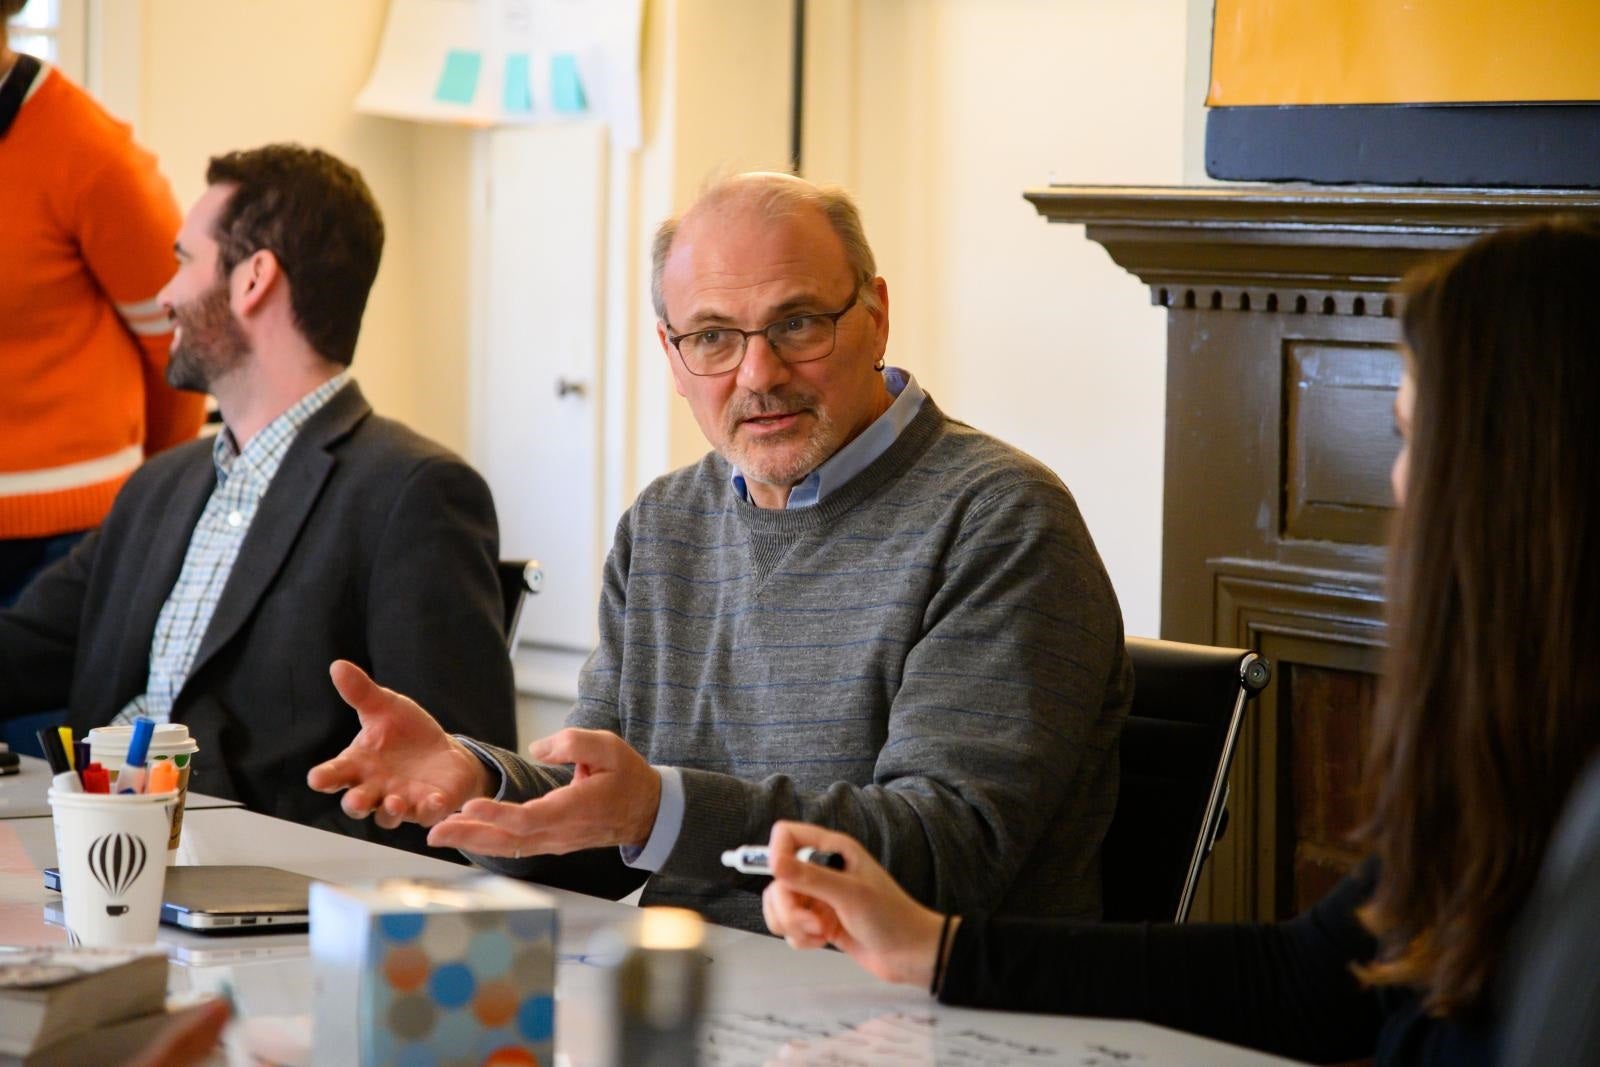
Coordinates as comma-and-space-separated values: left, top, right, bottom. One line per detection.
471, 396, 1131, 933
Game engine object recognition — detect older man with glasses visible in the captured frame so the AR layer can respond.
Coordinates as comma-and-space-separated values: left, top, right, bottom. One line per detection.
310, 172, 1132, 933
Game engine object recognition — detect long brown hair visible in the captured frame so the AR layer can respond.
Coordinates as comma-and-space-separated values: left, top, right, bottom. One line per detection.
1359, 219, 1600, 1015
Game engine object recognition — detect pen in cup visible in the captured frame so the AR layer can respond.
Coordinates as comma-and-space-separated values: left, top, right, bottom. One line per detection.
36, 727, 81, 794
146, 759, 179, 795
720, 845, 846, 876
117, 718, 156, 795
80, 763, 110, 794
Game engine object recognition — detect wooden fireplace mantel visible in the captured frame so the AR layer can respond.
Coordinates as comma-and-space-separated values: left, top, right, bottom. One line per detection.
1026, 184, 1600, 304
1028, 184, 1600, 921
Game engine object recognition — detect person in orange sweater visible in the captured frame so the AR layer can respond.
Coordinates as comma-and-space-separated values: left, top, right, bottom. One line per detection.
0, 1, 204, 605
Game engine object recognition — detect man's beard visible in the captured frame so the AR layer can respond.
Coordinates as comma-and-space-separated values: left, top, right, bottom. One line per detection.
165, 283, 250, 392
721, 388, 836, 489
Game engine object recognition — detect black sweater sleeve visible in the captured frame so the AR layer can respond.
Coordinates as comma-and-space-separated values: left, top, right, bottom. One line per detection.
938, 868, 1387, 1065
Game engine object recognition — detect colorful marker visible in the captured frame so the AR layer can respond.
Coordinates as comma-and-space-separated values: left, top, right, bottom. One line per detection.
81, 763, 110, 794
118, 718, 155, 795
36, 727, 81, 794
146, 759, 179, 795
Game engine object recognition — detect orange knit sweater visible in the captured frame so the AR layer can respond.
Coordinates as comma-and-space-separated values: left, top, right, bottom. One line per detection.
0, 62, 204, 539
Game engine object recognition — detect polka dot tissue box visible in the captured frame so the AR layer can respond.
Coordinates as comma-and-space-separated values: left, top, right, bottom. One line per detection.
310, 875, 557, 1066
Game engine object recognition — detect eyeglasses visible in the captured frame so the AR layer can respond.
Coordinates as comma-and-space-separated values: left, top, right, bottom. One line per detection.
665, 291, 860, 377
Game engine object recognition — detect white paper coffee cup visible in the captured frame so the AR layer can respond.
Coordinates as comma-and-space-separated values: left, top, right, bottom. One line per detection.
48, 789, 176, 946
87, 724, 200, 854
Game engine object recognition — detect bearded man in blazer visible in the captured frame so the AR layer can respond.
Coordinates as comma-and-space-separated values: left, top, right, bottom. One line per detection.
0, 144, 515, 856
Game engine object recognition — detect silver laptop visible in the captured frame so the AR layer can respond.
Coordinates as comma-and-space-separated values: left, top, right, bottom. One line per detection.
44, 864, 312, 933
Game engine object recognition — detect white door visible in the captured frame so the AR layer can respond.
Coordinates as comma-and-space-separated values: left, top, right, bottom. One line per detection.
476, 122, 608, 656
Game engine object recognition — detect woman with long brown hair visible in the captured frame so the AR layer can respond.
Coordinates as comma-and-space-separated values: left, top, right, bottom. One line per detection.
760, 219, 1600, 1067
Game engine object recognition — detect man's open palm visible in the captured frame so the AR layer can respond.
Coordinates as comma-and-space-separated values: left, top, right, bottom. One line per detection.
306, 660, 489, 828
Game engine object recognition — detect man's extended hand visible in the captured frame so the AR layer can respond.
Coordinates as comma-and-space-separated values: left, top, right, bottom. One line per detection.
425, 727, 661, 857
307, 660, 493, 829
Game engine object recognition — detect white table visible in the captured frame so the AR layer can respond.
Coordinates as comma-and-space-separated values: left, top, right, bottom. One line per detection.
0, 808, 1303, 1065
0, 754, 242, 819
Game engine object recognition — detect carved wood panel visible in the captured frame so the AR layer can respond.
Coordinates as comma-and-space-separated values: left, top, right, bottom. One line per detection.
1027, 186, 1600, 921
1283, 343, 1403, 545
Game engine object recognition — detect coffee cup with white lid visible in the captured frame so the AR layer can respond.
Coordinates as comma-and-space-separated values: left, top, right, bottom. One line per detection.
87, 724, 200, 854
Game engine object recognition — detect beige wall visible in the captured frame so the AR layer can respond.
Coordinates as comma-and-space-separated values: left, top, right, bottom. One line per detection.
802, 0, 1190, 635
407, 123, 477, 453
635, 0, 1194, 634
127, 0, 1197, 640
654, 0, 798, 472
137, 0, 469, 452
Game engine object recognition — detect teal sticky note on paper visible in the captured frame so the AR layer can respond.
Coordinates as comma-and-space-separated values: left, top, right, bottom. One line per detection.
435, 49, 482, 105
504, 54, 533, 113
550, 53, 587, 113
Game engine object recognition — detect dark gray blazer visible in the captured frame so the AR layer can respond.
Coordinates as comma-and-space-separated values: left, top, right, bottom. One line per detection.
0, 383, 516, 856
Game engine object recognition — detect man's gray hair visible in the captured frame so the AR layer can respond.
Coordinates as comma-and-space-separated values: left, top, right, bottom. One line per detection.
650, 173, 881, 324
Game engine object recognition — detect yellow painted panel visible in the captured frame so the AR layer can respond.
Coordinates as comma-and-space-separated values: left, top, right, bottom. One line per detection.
1209, 0, 1600, 106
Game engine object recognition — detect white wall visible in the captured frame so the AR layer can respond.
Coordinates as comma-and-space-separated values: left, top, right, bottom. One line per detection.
1185, 0, 1218, 184
802, 0, 1191, 637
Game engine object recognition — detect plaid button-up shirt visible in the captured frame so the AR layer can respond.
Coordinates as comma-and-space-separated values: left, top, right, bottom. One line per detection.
116, 372, 351, 724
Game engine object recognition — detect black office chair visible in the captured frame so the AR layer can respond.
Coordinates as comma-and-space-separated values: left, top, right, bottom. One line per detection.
1100, 636, 1271, 923
496, 559, 544, 648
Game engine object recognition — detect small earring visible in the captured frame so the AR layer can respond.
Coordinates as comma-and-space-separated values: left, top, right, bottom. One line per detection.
874, 358, 885, 371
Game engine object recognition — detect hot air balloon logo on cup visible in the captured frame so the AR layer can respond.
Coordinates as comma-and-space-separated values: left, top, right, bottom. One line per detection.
86, 832, 149, 917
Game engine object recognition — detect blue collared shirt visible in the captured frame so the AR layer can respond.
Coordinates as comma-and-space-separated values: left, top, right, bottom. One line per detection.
625, 366, 926, 872
731, 366, 925, 508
